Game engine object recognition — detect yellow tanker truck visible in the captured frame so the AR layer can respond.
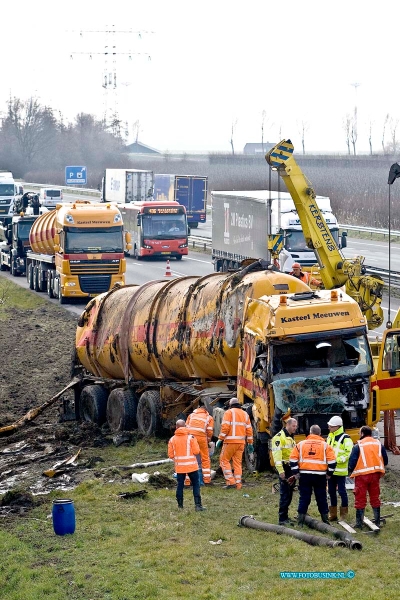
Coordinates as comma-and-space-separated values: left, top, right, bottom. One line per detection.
26, 201, 130, 303
70, 259, 380, 471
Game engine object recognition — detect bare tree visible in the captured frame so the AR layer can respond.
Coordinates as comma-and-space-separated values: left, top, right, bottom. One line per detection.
350, 110, 358, 156
229, 118, 238, 155
389, 117, 399, 154
368, 120, 373, 155
297, 120, 309, 155
132, 120, 141, 143
382, 113, 389, 154
261, 110, 267, 153
343, 115, 351, 155
2, 97, 58, 172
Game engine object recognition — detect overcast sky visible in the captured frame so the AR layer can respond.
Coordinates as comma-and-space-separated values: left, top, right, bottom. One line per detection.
2, 0, 399, 154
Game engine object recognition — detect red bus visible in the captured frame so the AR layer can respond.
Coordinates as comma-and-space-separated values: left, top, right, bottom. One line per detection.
120, 201, 189, 260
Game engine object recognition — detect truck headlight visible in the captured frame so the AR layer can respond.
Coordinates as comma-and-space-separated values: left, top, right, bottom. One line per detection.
65, 282, 76, 287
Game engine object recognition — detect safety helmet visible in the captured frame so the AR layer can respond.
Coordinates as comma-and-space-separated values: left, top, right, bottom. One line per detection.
292, 262, 301, 269
327, 416, 343, 427
229, 397, 240, 407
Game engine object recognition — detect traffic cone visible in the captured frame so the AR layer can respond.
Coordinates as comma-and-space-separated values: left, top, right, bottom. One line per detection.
165, 260, 172, 277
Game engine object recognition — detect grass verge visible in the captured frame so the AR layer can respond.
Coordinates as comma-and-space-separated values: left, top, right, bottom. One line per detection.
1, 438, 400, 600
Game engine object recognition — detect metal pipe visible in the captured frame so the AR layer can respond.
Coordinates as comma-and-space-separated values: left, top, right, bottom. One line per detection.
303, 515, 362, 551
238, 515, 347, 549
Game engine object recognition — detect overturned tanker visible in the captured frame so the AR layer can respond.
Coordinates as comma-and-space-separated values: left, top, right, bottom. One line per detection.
69, 259, 375, 470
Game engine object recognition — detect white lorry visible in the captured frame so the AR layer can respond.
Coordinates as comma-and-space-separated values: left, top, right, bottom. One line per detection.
101, 169, 154, 203
211, 190, 344, 272
0, 171, 23, 225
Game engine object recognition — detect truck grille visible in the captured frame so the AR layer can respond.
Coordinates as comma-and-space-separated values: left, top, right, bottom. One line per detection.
78, 275, 112, 293
69, 260, 120, 275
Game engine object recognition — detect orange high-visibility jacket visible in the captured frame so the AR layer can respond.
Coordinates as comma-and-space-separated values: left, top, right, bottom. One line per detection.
168, 427, 200, 473
290, 434, 337, 475
290, 271, 320, 287
186, 407, 214, 441
219, 407, 253, 445
350, 437, 385, 477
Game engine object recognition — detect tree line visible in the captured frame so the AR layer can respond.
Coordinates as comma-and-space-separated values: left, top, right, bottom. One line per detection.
1, 96, 399, 229
0, 97, 130, 186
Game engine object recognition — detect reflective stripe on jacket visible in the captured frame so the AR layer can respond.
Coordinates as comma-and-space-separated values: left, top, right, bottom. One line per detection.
326, 426, 354, 476
168, 428, 200, 473
186, 407, 214, 441
350, 437, 386, 477
271, 428, 296, 475
290, 434, 337, 475
219, 407, 253, 445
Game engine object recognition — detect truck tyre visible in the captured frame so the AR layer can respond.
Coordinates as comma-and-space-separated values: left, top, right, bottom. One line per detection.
80, 385, 108, 425
106, 388, 138, 432
33, 265, 40, 291
28, 264, 35, 289
47, 272, 55, 298
223, 260, 228, 272
0, 262, 6, 271
10, 261, 18, 276
38, 268, 46, 292
191, 222, 198, 229
137, 390, 162, 436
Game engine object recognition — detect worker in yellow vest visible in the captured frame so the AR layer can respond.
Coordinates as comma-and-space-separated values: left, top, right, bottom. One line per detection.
326, 415, 354, 521
271, 418, 298, 526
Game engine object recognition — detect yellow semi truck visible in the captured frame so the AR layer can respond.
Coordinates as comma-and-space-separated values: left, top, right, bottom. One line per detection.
26, 201, 130, 303
67, 258, 387, 471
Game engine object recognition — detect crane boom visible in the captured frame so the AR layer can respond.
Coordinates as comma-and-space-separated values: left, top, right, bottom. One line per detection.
266, 139, 384, 329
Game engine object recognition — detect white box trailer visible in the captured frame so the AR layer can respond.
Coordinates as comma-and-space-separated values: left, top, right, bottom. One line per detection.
102, 169, 154, 203
211, 190, 341, 272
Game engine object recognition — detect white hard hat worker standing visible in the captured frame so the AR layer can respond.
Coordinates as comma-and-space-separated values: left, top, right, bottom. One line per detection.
326, 416, 354, 522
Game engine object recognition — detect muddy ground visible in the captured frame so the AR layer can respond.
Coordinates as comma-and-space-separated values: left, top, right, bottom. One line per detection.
0, 303, 104, 500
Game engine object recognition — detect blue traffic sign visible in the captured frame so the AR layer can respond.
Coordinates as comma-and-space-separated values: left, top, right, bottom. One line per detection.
65, 166, 87, 185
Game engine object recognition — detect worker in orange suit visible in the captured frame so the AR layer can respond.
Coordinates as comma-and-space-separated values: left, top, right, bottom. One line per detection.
290, 262, 322, 287
168, 419, 206, 511
216, 397, 253, 489
185, 398, 215, 485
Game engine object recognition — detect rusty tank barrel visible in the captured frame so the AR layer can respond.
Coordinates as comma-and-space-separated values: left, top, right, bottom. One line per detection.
75, 261, 310, 382
238, 515, 347, 548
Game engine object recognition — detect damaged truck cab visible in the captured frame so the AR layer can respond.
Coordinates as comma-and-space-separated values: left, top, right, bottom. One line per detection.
238, 289, 374, 465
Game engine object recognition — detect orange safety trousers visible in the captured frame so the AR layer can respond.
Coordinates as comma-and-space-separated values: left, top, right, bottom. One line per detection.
220, 442, 245, 489
185, 436, 211, 485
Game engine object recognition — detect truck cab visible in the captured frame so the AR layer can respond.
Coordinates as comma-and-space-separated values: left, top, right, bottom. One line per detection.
0, 172, 23, 225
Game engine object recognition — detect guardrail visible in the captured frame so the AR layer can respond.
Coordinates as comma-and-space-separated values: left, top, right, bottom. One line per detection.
188, 235, 212, 251
339, 224, 400, 239
23, 182, 101, 198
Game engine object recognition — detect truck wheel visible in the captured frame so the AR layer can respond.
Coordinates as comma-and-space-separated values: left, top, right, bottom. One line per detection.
28, 264, 35, 290
10, 261, 18, 276
137, 390, 162, 436
33, 266, 40, 291
38, 268, 46, 292
80, 385, 108, 425
106, 388, 138, 432
222, 260, 228, 272
0, 262, 6, 271
191, 223, 198, 229
47, 272, 55, 298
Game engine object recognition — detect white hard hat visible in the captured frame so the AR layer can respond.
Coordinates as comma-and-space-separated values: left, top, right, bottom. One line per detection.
327, 416, 343, 427
229, 397, 240, 407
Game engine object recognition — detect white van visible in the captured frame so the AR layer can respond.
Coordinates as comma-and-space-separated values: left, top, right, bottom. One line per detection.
39, 187, 63, 209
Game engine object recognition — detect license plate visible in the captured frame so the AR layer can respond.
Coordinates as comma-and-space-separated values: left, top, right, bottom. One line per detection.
161, 251, 170, 254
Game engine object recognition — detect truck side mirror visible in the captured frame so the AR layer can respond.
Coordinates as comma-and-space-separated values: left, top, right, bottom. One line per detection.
125, 231, 132, 243
341, 231, 347, 249
54, 233, 60, 246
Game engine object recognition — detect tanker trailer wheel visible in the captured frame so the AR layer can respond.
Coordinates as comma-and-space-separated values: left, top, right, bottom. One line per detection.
106, 388, 138, 432
33, 265, 40, 292
47, 271, 55, 298
28, 264, 35, 289
80, 385, 108, 425
137, 390, 162, 436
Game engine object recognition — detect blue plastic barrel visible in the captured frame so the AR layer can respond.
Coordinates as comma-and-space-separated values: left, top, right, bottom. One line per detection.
52, 499, 76, 535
